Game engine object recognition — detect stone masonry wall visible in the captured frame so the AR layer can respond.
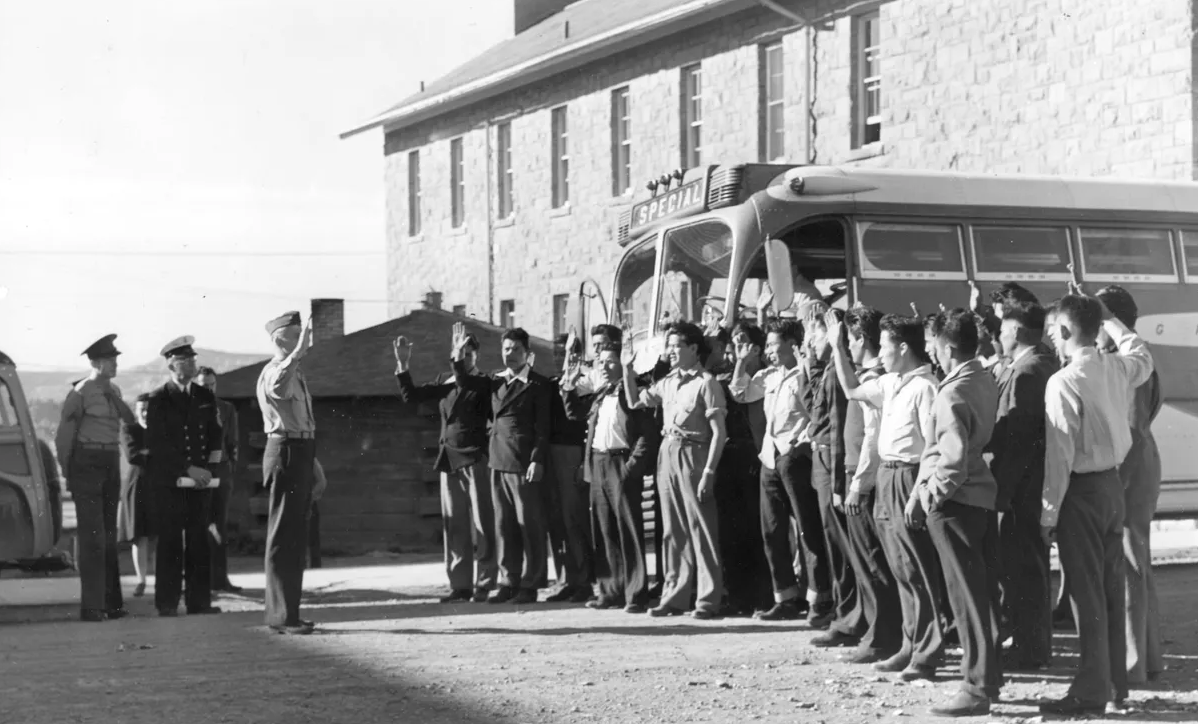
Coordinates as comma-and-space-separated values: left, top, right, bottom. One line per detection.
382, 0, 1195, 338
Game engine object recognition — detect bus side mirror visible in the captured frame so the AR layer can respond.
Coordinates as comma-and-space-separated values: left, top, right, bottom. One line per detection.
765, 239, 794, 314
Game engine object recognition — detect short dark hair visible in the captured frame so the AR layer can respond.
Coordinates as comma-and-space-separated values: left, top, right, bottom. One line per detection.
731, 321, 766, 349
595, 341, 622, 356
937, 308, 980, 358
591, 324, 623, 343
924, 312, 945, 336
1054, 295, 1103, 339
990, 282, 1040, 309
765, 319, 803, 346
665, 321, 706, 350
1002, 301, 1047, 332
501, 327, 531, 350
196, 366, 217, 377
880, 314, 929, 363
1096, 285, 1139, 329
846, 305, 883, 353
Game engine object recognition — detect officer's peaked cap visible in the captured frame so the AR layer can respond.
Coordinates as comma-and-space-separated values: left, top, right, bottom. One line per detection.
161, 335, 197, 359
82, 334, 121, 360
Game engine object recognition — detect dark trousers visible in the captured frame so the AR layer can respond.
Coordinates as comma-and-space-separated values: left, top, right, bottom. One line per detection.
591, 450, 647, 605
492, 469, 548, 590
544, 444, 592, 589
717, 442, 772, 613
846, 491, 903, 656
263, 438, 315, 627
761, 451, 831, 609
69, 448, 123, 614
812, 445, 863, 637
927, 500, 1001, 700
208, 465, 235, 589
875, 462, 943, 666
442, 460, 497, 591
998, 494, 1051, 665
155, 486, 213, 613
1058, 469, 1128, 704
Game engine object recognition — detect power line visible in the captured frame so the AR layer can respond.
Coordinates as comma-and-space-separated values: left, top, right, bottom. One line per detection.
0, 249, 384, 257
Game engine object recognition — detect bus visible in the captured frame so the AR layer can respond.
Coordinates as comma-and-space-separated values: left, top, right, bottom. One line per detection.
0, 349, 64, 571
592, 163, 1198, 518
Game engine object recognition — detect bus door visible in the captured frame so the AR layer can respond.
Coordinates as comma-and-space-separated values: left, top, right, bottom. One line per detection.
0, 357, 56, 566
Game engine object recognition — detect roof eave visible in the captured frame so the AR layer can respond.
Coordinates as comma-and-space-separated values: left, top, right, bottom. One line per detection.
339, 0, 753, 140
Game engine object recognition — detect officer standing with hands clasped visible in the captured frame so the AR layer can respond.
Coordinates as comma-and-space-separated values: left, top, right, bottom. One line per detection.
145, 336, 224, 617
56, 334, 136, 622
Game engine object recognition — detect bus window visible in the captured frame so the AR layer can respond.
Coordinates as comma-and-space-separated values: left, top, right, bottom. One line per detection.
613, 235, 658, 341
971, 225, 1072, 281
1181, 230, 1198, 282
658, 219, 734, 328
856, 221, 966, 280
1079, 228, 1177, 283
0, 380, 19, 427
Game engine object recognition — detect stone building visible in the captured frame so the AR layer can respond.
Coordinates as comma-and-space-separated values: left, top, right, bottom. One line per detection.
342, 0, 1195, 339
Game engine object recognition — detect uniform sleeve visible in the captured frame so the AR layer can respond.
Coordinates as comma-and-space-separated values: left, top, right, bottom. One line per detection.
701, 376, 727, 418
54, 391, 84, 471
923, 395, 972, 506
1103, 319, 1154, 389
396, 370, 454, 404
262, 357, 303, 400
1041, 373, 1080, 528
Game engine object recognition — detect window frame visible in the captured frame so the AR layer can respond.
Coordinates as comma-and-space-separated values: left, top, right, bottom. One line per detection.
967, 223, 1076, 283
852, 11, 882, 149
1180, 229, 1198, 283
854, 218, 968, 281
407, 151, 421, 237
496, 122, 514, 219
680, 64, 703, 168
450, 138, 465, 228
611, 87, 632, 197
760, 41, 785, 162
552, 294, 570, 339
551, 106, 569, 209
1076, 225, 1180, 284
499, 299, 516, 329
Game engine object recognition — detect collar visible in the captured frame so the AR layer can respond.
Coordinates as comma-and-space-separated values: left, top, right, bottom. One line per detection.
170, 379, 192, 395
498, 364, 531, 384
672, 365, 703, 380
1069, 346, 1100, 365
940, 358, 982, 387
1010, 346, 1036, 365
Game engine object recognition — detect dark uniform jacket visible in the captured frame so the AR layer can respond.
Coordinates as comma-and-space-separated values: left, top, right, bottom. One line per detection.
214, 397, 239, 480
453, 361, 551, 474
562, 380, 660, 485
988, 346, 1059, 512
144, 382, 223, 487
396, 367, 491, 473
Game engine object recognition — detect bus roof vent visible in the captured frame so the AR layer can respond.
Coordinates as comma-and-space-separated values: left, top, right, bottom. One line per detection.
616, 208, 632, 246
707, 166, 744, 210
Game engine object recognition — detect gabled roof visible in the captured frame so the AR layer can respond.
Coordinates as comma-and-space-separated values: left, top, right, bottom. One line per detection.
340, 0, 752, 139
216, 308, 559, 400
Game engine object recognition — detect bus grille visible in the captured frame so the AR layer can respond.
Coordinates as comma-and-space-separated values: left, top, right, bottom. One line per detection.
707, 166, 744, 209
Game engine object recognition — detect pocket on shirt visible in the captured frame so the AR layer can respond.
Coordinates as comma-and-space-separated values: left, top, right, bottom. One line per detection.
671, 398, 699, 430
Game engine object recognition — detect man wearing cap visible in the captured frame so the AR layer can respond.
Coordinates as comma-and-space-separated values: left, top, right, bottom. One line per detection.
55, 333, 136, 622
257, 312, 318, 633
145, 336, 223, 617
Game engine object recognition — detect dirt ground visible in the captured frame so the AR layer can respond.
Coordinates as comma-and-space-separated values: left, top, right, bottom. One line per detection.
2, 561, 1196, 724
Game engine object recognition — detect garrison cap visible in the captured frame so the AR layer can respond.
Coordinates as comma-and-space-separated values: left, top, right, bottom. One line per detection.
160, 335, 197, 359
82, 334, 121, 360
265, 311, 302, 335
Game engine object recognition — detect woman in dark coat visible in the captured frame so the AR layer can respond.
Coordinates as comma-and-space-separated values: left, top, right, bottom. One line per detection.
117, 393, 155, 596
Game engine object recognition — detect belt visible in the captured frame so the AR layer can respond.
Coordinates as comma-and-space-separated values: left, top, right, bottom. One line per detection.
881, 459, 919, 469
592, 448, 631, 456
78, 442, 119, 451
663, 432, 707, 445
267, 431, 316, 440
1071, 468, 1118, 480
814, 442, 832, 450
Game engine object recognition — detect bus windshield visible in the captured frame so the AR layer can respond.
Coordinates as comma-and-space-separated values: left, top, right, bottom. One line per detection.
657, 219, 736, 330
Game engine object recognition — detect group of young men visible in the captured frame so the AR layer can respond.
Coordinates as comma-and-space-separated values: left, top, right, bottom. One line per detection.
404, 278, 1164, 719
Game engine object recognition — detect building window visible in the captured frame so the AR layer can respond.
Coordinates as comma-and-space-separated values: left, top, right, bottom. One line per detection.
761, 42, 785, 161
552, 294, 569, 338
611, 87, 631, 196
407, 151, 421, 236
499, 299, 516, 329
680, 64, 703, 168
853, 12, 882, 147
497, 122, 513, 219
450, 137, 465, 227
452, 304, 467, 317
551, 106, 569, 208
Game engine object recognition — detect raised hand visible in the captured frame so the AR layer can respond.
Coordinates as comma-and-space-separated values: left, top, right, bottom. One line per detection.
1066, 263, 1085, 296
451, 322, 470, 362
563, 327, 579, 372
968, 280, 982, 312
620, 339, 636, 368
393, 335, 413, 364
823, 309, 844, 345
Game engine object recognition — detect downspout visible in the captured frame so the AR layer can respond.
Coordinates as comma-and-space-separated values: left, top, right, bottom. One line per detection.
483, 122, 495, 324
756, 0, 817, 164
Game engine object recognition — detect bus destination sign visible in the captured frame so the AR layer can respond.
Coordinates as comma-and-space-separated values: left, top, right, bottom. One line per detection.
630, 179, 706, 232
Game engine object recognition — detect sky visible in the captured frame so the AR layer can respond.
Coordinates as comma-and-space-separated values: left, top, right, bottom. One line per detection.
0, 0, 510, 370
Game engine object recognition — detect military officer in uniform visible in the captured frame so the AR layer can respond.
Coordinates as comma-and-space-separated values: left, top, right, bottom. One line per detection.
145, 336, 224, 617
55, 334, 135, 622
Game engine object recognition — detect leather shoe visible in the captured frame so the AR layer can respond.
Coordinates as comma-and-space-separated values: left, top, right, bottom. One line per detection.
841, 649, 889, 665
439, 589, 473, 603
624, 602, 647, 614
648, 605, 686, 618
270, 622, 314, 636
691, 608, 719, 620
188, 606, 222, 615
513, 588, 538, 604
1039, 695, 1105, 716
900, 664, 937, 682
586, 597, 621, 610
812, 629, 860, 648
487, 586, 515, 604
106, 609, 129, 620
472, 587, 490, 603
929, 691, 990, 717
807, 609, 835, 630
755, 600, 804, 621
133, 582, 147, 597
80, 609, 106, 622
545, 587, 575, 603
569, 587, 593, 603
873, 652, 911, 672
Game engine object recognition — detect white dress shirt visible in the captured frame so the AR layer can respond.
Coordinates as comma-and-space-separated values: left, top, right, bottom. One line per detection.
591, 391, 630, 452
729, 363, 811, 469
854, 365, 939, 463
1041, 318, 1153, 527
497, 364, 531, 385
